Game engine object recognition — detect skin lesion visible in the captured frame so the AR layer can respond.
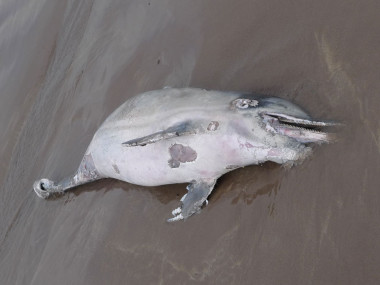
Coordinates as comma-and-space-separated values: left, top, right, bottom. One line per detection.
168, 143, 197, 168
112, 164, 120, 174
207, 121, 219, 131
231, 98, 259, 109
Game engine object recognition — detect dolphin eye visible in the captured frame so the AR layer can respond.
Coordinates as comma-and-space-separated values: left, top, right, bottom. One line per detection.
232, 98, 259, 109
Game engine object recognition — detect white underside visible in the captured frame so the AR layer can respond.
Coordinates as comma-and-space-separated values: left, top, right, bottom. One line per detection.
90, 134, 258, 186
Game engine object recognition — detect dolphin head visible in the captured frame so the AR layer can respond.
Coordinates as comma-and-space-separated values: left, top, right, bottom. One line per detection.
230, 95, 339, 164
233, 95, 338, 144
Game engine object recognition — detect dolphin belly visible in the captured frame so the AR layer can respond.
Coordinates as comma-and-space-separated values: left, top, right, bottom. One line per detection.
89, 132, 270, 186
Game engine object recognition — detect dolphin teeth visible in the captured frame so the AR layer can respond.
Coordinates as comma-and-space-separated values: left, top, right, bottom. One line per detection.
277, 122, 325, 133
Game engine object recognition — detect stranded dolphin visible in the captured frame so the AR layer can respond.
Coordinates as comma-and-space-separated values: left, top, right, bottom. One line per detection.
33, 88, 337, 221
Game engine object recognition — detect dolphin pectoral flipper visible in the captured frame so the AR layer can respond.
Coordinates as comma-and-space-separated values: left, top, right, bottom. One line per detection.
122, 121, 205, 147
168, 179, 217, 222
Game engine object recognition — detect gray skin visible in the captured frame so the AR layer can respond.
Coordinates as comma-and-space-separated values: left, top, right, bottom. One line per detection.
33, 88, 337, 221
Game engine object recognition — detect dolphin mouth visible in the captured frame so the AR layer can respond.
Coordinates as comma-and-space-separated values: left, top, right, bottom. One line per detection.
262, 112, 339, 143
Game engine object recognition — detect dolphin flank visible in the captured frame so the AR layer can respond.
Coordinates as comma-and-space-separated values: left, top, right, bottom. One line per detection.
33, 88, 338, 221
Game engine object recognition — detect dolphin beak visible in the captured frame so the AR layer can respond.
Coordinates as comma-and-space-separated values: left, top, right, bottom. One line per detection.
262, 112, 341, 144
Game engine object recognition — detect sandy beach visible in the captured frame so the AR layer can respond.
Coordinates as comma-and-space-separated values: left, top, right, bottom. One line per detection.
1, 0, 380, 284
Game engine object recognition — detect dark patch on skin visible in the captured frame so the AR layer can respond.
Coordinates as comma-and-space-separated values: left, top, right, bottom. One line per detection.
168, 159, 180, 168
207, 121, 219, 131
168, 144, 197, 168
112, 164, 120, 174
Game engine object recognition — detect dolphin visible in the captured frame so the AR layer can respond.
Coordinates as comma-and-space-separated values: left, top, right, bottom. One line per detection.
33, 88, 337, 221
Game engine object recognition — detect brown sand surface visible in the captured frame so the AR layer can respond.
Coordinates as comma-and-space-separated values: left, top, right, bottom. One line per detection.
1, 0, 379, 284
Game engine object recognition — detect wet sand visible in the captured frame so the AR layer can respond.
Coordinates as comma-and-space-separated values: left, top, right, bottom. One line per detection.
1, 0, 380, 284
